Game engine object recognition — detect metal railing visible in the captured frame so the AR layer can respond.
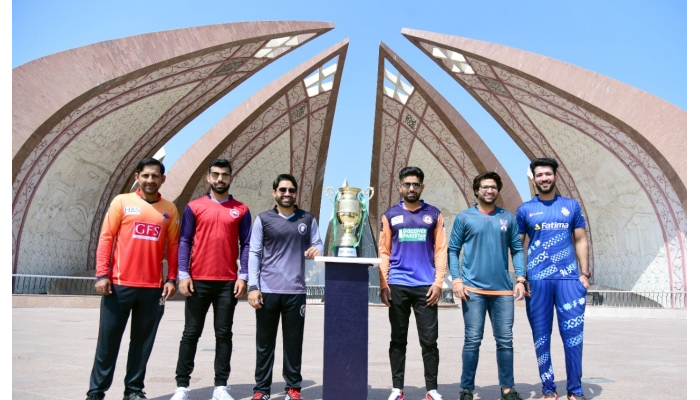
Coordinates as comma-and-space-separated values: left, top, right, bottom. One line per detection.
11, 275, 687, 309
12, 274, 99, 295
368, 286, 455, 305
586, 290, 687, 309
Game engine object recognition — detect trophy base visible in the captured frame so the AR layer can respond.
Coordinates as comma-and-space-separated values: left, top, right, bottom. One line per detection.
336, 246, 357, 257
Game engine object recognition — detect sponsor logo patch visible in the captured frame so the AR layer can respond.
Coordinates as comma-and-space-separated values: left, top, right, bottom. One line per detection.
529, 211, 544, 217
390, 215, 404, 226
124, 206, 140, 215
162, 211, 170, 222
298, 223, 308, 235
541, 222, 569, 230
398, 228, 427, 242
230, 209, 239, 218
422, 215, 433, 224
133, 222, 162, 241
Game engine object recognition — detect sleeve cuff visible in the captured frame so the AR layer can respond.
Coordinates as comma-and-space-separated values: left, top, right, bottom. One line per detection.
178, 270, 191, 280
451, 278, 463, 286
238, 274, 248, 281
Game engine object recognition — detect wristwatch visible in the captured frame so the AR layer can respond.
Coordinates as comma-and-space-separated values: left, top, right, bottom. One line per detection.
580, 271, 591, 279
166, 279, 176, 285
248, 285, 259, 292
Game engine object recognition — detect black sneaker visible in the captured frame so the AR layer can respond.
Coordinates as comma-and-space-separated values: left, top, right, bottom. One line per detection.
501, 388, 523, 400
459, 389, 474, 400
124, 391, 147, 400
86, 394, 105, 400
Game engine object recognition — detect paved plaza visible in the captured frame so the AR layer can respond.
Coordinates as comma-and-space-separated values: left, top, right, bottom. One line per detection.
13, 299, 686, 400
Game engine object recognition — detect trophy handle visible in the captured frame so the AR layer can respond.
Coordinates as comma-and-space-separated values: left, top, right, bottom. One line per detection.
325, 186, 336, 201
363, 186, 375, 200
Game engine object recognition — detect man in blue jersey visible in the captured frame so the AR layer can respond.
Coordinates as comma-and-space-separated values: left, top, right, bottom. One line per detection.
378, 166, 447, 400
517, 158, 590, 400
448, 171, 525, 400
247, 174, 324, 400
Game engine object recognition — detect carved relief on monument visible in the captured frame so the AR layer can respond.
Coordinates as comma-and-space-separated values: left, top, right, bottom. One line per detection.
187, 69, 335, 214
230, 130, 292, 218
16, 86, 191, 275
411, 39, 686, 292
524, 106, 669, 291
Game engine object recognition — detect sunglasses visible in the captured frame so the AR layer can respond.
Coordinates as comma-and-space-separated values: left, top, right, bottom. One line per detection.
401, 182, 423, 189
209, 172, 231, 179
278, 187, 297, 194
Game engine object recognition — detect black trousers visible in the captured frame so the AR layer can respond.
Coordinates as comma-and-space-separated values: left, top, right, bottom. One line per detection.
254, 293, 306, 395
175, 280, 238, 387
87, 285, 164, 397
388, 284, 439, 391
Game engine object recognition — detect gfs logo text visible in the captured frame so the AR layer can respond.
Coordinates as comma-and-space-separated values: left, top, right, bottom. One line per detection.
133, 222, 162, 241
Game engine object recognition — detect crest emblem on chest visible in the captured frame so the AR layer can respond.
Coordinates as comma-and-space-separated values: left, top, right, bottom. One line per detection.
230, 209, 239, 218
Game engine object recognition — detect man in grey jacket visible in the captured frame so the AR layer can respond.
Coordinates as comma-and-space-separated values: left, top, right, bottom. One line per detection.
247, 174, 323, 400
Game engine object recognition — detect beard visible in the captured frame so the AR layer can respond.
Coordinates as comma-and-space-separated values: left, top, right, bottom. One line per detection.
476, 193, 496, 205
210, 183, 230, 195
402, 192, 420, 203
535, 181, 555, 194
275, 195, 295, 208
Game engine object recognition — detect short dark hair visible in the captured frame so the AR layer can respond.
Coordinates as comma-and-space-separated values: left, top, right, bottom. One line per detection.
136, 157, 165, 175
208, 158, 232, 173
398, 166, 424, 183
273, 174, 298, 190
472, 171, 503, 193
530, 157, 559, 175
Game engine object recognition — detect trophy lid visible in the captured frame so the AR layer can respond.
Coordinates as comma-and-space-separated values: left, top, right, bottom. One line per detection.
338, 178, 361, 194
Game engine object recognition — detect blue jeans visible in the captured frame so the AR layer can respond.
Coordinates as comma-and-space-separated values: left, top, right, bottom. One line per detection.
461, 292, 515, 391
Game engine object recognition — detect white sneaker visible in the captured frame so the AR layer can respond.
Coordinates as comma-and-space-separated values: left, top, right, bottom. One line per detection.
388, 388, 404, 400
213, 385, 235, 400
170, 387, 189, 400
426, 389, 443, 400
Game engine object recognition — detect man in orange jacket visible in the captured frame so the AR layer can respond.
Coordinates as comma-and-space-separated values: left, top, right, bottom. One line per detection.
86, 158, 180, 400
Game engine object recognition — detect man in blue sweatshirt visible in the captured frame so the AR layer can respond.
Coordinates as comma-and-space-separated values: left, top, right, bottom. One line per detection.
448, 171, 526, 400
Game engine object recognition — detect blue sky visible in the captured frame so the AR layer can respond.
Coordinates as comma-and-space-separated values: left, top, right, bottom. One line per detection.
12, 0, 687, 230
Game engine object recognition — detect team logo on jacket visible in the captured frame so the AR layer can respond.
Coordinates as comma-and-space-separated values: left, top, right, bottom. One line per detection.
390, 215, 404, 226
500, 219, 508, 231
561, 207, 570, 217
133, 222, 162, 241
298, 223, 308, 235
124, 206, 140, 215
230, 209, 239, 218
423, 215, 433, 224
162, 212, 170, 222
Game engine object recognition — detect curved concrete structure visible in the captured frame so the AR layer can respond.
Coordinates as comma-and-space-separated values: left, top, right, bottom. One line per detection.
370, 43, 522, 244
403, 29, 686, 296
12, 22, 332, 281
162, 39, 349, 222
